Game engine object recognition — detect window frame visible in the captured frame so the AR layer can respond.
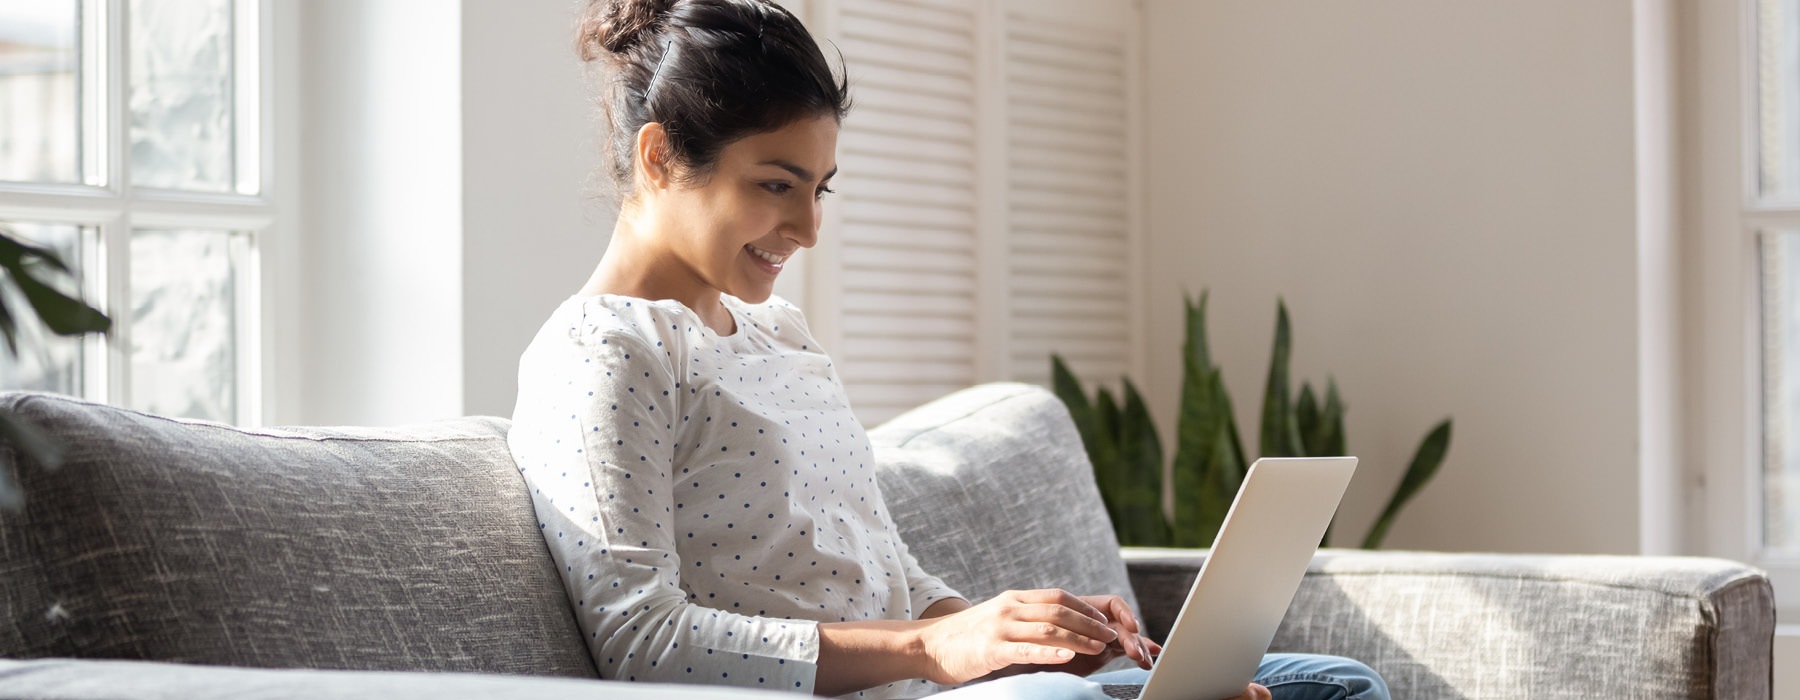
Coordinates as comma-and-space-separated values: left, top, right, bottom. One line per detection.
1692, 0, 1800, 622
0, 0, 288, 426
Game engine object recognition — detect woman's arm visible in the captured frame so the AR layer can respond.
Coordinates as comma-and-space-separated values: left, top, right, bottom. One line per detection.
813, 589, 1123, 696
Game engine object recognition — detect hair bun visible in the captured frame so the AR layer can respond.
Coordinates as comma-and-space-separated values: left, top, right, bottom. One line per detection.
578, 0, 675, 60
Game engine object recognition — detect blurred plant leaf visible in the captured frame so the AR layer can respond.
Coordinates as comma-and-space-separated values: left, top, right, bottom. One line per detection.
1362, 419, 1453, 549
1259, 299, 1303, 458
0, 225, 110, 513
0, 234, 110, 338
1117, 379, 1169, 546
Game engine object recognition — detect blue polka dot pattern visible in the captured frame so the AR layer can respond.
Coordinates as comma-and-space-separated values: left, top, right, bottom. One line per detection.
509, 294, 960, 698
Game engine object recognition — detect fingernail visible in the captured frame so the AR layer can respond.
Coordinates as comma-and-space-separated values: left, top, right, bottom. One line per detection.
1056, 648, 1074, 659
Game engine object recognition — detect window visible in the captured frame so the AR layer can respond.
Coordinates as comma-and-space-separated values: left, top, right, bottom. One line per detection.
1696, 0, 1800, 620
1758, 0, 1800, 566
0, 0, 273, 425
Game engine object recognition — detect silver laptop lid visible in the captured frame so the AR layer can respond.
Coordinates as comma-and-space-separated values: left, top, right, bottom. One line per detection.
1137, 457, 1357, 700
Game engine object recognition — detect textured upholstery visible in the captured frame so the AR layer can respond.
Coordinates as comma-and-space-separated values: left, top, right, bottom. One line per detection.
0, 657, 795, 700
0, 392, 597, 677
866, 383, 1139, 615
1126, 549, 1775, 699
0, 386, 1777, 699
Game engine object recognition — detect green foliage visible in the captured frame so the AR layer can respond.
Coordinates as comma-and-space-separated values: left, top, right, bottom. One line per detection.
0, 225, 112, 511
1053, 291, 1453, 549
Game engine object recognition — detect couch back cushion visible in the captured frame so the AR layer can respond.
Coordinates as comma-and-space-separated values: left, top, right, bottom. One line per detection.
0, 392, 596, 677
868, 383, 1140, 624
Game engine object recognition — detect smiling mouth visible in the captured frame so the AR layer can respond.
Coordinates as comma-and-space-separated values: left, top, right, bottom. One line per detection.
746, 243, 791, 267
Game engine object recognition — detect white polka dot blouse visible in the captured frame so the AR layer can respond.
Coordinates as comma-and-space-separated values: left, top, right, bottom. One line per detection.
508, 294, 961, 698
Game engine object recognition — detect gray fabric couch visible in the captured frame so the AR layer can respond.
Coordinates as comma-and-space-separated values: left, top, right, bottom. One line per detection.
0, 384, 1775, 699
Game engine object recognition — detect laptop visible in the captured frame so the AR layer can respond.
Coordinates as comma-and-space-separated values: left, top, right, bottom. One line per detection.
1102, 457, 1357, 700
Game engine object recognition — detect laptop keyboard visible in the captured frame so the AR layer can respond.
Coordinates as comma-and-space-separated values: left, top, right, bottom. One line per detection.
1101, 684, 1144, 699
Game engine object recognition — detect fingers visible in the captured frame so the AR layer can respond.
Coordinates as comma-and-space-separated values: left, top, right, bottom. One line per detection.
1081, 594, 1142, 634
1004, 640, 1079, 666
1011, 589, 1108, 623
1002, 614, 1113, 657
1229, 683, 1271, 700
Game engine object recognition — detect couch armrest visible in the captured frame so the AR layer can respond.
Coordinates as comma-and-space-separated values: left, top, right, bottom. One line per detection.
0, 658, 807, 700
1123, 548, 1774, 700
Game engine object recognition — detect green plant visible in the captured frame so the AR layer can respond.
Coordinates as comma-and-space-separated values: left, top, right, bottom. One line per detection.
1053, 291, 1452, 549
0, 224, 112, 511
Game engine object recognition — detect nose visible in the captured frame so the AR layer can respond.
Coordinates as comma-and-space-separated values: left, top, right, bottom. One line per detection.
782, 196, 821, 250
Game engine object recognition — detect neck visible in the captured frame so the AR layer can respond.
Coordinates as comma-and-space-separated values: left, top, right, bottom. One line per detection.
581, 208, 734, 334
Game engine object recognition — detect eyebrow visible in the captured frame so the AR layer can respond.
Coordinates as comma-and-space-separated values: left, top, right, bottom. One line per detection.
760, 160, 837, 182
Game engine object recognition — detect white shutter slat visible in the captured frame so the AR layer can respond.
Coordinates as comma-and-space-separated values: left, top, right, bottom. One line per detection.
841, 0, 971, 31
843, 132, 971, 165
1003, 4, 1137, 395
839, 313, 969, 338
833, 0, 981, 423
839, 224, 975, 253
841, 245, 976, 274
843, 268, 978, 295
852, 85, 981, 125
842, 199, 975, 230
838, 361, 976, 385
850, 62, 976, 102
841, 290, 973, 319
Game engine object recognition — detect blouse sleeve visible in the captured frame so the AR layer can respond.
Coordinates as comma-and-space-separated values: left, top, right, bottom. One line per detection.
510, 329, 821, 692
899, 541, 963, 617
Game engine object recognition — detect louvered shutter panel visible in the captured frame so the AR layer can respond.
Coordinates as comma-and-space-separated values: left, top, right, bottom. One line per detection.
827, 0, 983, 426
1002, 2, 1140, 389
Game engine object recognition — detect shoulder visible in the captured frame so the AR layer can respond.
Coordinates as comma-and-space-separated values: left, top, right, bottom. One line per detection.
524, 295, 696, 374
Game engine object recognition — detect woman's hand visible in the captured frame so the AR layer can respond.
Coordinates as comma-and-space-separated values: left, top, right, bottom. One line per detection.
913, 589, 1124, 685
1227, 683, 1273, 700
976, 594, 1161, 679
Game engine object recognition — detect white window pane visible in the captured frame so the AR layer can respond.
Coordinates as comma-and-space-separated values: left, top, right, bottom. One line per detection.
1760, 0, 1800, 201
128, 0, 235, 193
129, 228, 238, 423
0, 222, 86, 395
0, 2, 81, 184
1766, 230, 1800, 552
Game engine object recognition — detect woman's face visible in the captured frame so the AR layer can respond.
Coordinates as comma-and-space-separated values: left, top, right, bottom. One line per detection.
649, 115, 839, 306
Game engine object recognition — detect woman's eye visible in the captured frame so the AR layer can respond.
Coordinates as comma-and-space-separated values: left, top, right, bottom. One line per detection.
763, 182, 794, 195
814, 185, 835, 200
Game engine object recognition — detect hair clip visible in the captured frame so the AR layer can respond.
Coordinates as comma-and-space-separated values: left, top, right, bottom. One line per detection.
645, 39, 675, 104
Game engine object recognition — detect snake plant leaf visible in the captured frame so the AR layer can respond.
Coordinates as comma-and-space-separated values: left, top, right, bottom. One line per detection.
1171, 293, 1219, 547
0, 407, 66, 511
1296, 382, 1321, 455
1186, 369, 1245, 548
1118, 378, 1169, 546
1260, 299, 1304, 458
1361, 418, 1453, 549
1095, 386, 1122, 450
1320, 379, 1347, 456
1052, 354, 1122, 528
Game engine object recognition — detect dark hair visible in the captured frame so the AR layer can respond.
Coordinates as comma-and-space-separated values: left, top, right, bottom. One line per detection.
577, 0, 850, 197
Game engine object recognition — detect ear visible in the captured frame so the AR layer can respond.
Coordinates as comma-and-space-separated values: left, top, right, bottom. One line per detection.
635, 122, 676, 192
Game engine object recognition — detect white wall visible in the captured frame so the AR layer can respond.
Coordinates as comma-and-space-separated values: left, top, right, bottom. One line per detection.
1141, 1, 1643, 553
295, 0, 601, 425
299, 0, 465, 426
459, 0, 607, 419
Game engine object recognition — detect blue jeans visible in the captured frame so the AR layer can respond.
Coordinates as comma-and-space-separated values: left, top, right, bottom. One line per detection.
926, 653, 1390, 699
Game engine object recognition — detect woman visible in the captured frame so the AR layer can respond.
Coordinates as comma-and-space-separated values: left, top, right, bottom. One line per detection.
508, 1, 1390, 698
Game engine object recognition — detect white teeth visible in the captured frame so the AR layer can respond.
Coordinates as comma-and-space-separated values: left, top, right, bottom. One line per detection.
747, 244, 787, 265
